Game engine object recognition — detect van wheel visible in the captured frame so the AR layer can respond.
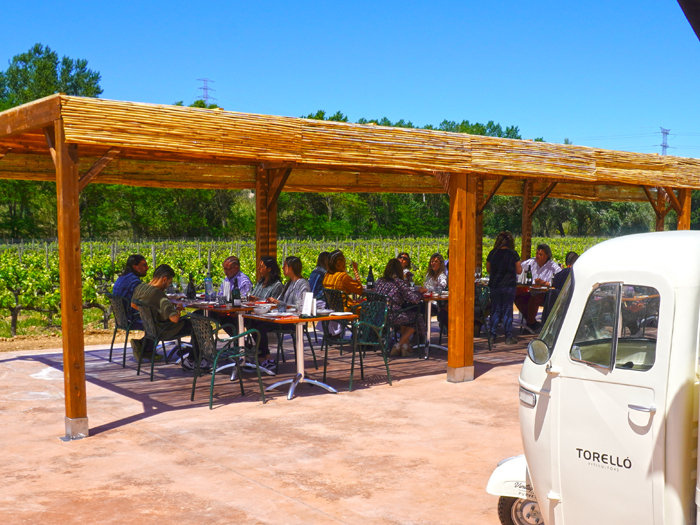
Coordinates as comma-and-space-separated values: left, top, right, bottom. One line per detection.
497, 496, 544, 525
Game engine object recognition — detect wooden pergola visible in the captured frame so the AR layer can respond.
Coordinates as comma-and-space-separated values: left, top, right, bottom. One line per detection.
1, 94, 697, 439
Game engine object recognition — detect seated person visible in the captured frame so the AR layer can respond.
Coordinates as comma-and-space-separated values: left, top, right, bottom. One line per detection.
308, 251, 330, 302
112, 254, 151, 358
398, 251, 414, 283
131, 264, 206, 371
375, 258, 426, 357
552, 251, 578, 290
248, 256, 311, 372
515, 243, 561, 330
323, 250, 363, 310
210, 255, 253, 335
424, 253, 448, 291
219, 256, 252, 297
248, 256, 284, 301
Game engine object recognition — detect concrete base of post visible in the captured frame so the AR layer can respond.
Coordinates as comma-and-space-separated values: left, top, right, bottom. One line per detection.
62, 416, 89, 441
446, 366, 475, 383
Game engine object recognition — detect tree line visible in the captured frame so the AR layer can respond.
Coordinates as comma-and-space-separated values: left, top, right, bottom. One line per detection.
0, 44, 696, 241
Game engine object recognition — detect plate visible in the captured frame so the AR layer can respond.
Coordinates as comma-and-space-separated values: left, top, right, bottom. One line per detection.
316, 309, 334, 315
267, 312, 294, 317
329, 312, 354, 317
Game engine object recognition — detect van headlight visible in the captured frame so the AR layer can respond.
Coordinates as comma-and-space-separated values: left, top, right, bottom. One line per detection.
519, 386, 537, 408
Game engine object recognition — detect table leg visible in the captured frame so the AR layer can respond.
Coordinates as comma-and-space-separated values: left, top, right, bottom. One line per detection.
266, 322, 338, 399
418, 300, 449, 358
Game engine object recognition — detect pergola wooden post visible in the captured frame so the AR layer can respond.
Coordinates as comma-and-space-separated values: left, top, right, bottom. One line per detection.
678, 188, 692, 230
520, 180, 534, 260
255, 167, 292, 276
475, 178, 484, 271
446, 173, 476, 382
52, 118, 88, 439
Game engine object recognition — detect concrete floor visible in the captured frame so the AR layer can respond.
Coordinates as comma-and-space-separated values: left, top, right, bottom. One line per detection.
0, 330, 530, 525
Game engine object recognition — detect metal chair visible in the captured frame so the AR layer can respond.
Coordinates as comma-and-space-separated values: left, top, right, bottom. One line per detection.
132, 299, 185, 381
105, 292, 141, 368
321, 288, 356, 379
188, 313, 266, 408
475, 284, 492, 351
273, 324, 318, 370
349, 299, 392, 391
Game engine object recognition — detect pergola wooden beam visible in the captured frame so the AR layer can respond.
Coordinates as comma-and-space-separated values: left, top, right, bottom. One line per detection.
478, 176, 506, 215
662, 186, 683, 215
0, 147, 9, 160
44, 126, 57, 165
0, 95, 60, 138
678, 189, 692, 230
78, 148, 122, 192
266, 167, 292, 212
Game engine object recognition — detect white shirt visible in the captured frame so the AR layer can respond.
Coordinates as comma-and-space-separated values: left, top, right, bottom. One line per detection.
521, 258, 561, 285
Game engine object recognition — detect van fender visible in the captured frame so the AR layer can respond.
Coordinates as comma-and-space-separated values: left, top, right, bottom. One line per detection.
486, 455, 536, 500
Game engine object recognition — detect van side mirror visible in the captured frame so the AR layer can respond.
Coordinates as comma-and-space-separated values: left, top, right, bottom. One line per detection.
527, 339, 551, 365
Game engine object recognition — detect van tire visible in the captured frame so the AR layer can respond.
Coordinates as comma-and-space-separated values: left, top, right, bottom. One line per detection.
497, 496, 544, 525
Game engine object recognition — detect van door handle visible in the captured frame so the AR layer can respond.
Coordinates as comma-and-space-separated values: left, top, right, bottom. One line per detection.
628, 404, 656, 413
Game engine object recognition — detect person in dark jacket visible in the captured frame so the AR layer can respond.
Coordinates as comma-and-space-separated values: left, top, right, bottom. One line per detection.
486, 231, 522, 345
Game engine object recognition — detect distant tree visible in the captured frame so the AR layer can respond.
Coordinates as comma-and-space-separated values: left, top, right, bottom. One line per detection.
303, 110, 348, 122
173, 99, 220, 109
0, 43, 102, 109
563, 138, 573, 145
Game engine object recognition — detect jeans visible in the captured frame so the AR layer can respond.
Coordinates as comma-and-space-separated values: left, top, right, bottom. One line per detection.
490, 286, 516, 338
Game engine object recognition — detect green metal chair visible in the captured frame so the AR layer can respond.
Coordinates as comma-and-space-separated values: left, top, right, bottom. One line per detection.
349, 299, 392, 392
321, 288, 355, 370
132, 299, 185, 381
188, 313, 266, 408
105, 292, 141, 368
475, 284, 492, 351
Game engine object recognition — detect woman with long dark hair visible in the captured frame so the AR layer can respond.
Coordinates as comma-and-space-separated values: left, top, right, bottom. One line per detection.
322, 250, 363, 310
248, 256, 283, 302
486, 231, 522, 345
375, 258, 426, 357
308, 251, 330, 300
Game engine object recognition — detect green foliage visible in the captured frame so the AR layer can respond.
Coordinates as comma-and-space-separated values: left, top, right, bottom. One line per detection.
0, 43, 102, 107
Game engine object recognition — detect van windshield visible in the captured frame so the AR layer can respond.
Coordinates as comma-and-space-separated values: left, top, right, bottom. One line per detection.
539, 273, 573, 351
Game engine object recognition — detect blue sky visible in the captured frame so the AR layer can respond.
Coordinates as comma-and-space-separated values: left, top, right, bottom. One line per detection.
2, 0, 699, 156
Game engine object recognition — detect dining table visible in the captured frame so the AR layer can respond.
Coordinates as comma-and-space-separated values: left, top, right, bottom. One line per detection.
515, 284, 554, 334
243, 311, 358, 400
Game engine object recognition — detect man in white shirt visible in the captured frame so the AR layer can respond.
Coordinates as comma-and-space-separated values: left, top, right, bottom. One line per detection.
515, 244, 561, 329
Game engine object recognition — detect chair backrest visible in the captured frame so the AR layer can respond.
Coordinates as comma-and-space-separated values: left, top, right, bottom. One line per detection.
106, 293, 132, 330
364, 291, 388, 305
132, 299, 161, 340
475, 284, 490, 308
187, 314, 218, 361
356, 299, 388, 345
323, 288, 347, 312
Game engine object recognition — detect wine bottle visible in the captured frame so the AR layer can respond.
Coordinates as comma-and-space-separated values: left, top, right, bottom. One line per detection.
232, 278, 241, 306
204, 272, 213, 300
526, 268, 533, 285
186, 273, 196, 300
367, 265, 375, 289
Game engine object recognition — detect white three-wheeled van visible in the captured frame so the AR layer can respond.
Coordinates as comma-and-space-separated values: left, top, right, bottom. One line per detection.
487, 231, 700, 525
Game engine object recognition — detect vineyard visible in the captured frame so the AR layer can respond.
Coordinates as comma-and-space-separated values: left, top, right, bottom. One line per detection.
0, 236, 606, 337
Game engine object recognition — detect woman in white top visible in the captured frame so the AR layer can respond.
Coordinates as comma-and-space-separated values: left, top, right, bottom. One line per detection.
268, 256, 311, 310
424, 253, 448, 291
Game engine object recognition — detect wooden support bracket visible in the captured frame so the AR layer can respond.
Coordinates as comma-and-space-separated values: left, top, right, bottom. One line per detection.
642, 186, 662, 216
267, 167, 292, 212
0, 147, 9, 160
478, 176, 505, 215
531, 182, 558, 215
44, 126, 57, 166
78, 148, 121, 192
662, 186, 682, 215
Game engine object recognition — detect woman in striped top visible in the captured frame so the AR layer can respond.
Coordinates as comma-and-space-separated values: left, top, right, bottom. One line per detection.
249, 256, 284, 301
268, 256, 311, 310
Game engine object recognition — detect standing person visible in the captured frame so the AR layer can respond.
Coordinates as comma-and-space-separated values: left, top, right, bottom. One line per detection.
112, 254, 152, 358
515, 243, 561, 330
248, 256, 284, 301
131, 264, 207, 370
308, 251, 330, 301
486, 232, 522, 345
248, 256, 311, 373
397, 252, 414, 283
375, 258, 426, 357
219, 256, 252, 298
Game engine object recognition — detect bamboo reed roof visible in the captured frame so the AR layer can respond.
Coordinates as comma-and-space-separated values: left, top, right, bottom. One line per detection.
0, 94, 698, 200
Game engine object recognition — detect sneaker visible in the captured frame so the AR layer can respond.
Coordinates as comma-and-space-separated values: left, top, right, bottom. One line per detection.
181, 356, 195, 371
257, 359, 276, 376
182, 356, 211, 371
504, 336, 518, 345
